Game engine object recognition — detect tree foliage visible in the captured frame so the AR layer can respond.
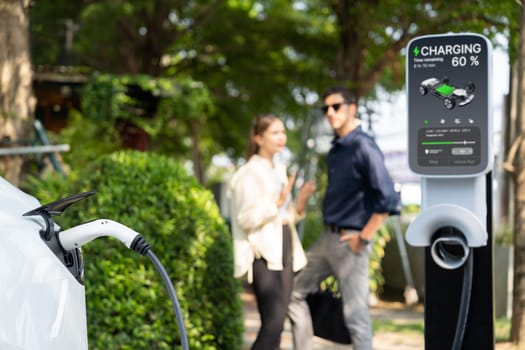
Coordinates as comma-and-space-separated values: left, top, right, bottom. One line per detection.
81, 74, 214, 147
297, 0, 515, 99
30, 0, 517, 165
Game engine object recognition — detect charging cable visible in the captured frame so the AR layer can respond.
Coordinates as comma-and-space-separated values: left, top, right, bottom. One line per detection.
58, 219, 190, 350
452, 249, 473, 350
430, 227, 473, 350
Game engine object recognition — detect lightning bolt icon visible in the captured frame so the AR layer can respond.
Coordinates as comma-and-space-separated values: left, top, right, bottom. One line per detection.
413, 47, 420, 57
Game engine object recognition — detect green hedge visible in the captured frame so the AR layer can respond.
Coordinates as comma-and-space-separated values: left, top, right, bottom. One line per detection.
25, 151, 243, 349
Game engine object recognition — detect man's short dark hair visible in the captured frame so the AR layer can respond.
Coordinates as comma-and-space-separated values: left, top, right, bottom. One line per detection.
322, 86, 357, 104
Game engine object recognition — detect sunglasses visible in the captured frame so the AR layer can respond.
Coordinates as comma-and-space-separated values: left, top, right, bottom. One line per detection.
321, 102, 347, 114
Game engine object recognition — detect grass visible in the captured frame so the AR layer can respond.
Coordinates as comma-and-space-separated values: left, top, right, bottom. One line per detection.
372, 319, 423, 335
372, 317, 510, 343
495, 318, 511, 343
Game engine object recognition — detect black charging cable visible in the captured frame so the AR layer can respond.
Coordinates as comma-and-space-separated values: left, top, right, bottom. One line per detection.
131, 235, 190, 350
451, 248, 473, 350
431, 227, 474, 350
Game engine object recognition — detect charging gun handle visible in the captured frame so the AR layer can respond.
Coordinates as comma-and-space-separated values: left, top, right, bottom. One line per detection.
58, 219, 140, 250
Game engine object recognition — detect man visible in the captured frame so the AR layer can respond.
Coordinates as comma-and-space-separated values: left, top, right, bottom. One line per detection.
288, 86, 398, 350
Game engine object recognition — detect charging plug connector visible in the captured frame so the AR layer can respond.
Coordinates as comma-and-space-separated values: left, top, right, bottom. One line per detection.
58, 219, 147, 252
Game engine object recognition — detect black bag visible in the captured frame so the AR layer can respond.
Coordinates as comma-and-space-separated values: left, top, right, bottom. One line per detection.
306, 290, 352, 344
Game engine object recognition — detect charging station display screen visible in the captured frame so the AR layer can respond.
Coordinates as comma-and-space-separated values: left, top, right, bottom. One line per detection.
407, 33, 492, 176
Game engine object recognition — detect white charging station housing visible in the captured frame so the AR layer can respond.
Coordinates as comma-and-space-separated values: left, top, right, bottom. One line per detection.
405, 33, 493, 268
406, 176, 488, 248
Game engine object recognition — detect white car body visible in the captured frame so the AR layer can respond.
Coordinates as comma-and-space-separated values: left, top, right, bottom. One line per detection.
0, 177, 88, 350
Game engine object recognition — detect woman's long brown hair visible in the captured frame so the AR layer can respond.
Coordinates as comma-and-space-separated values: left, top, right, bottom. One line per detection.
245, 114, 280, 160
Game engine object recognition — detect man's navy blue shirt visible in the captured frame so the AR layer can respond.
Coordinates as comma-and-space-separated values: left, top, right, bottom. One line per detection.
322, 126, 399, 230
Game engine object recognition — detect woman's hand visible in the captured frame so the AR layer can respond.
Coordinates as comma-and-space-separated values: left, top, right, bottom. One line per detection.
295, 180, 316, 215
277, 173, 296, 207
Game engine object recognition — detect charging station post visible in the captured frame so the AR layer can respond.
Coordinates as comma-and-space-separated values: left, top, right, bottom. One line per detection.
405, 33, 494, 349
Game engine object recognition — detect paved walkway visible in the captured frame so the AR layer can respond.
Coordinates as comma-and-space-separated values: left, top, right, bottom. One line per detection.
241, 287, 425, 350
241, 286, 516, 350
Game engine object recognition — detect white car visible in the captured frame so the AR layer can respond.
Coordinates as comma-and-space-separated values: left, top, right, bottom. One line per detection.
0, 177, 89, 350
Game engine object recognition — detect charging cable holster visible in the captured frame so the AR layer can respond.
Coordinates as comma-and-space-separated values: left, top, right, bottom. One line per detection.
406, 176, 488, 269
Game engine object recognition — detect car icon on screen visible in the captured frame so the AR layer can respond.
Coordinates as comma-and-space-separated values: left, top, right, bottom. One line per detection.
419, 77, 475, 110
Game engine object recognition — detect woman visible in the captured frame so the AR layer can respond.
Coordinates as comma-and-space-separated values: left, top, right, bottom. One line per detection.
229, 114, 315, 350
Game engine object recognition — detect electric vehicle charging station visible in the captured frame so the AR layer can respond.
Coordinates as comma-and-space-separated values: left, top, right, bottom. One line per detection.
405, 33, 494, 349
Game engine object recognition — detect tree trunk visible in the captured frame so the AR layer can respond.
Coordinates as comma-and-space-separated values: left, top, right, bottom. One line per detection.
0, 0, 35, 186
191, 119, 204, 185
511, 0, 525, 345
